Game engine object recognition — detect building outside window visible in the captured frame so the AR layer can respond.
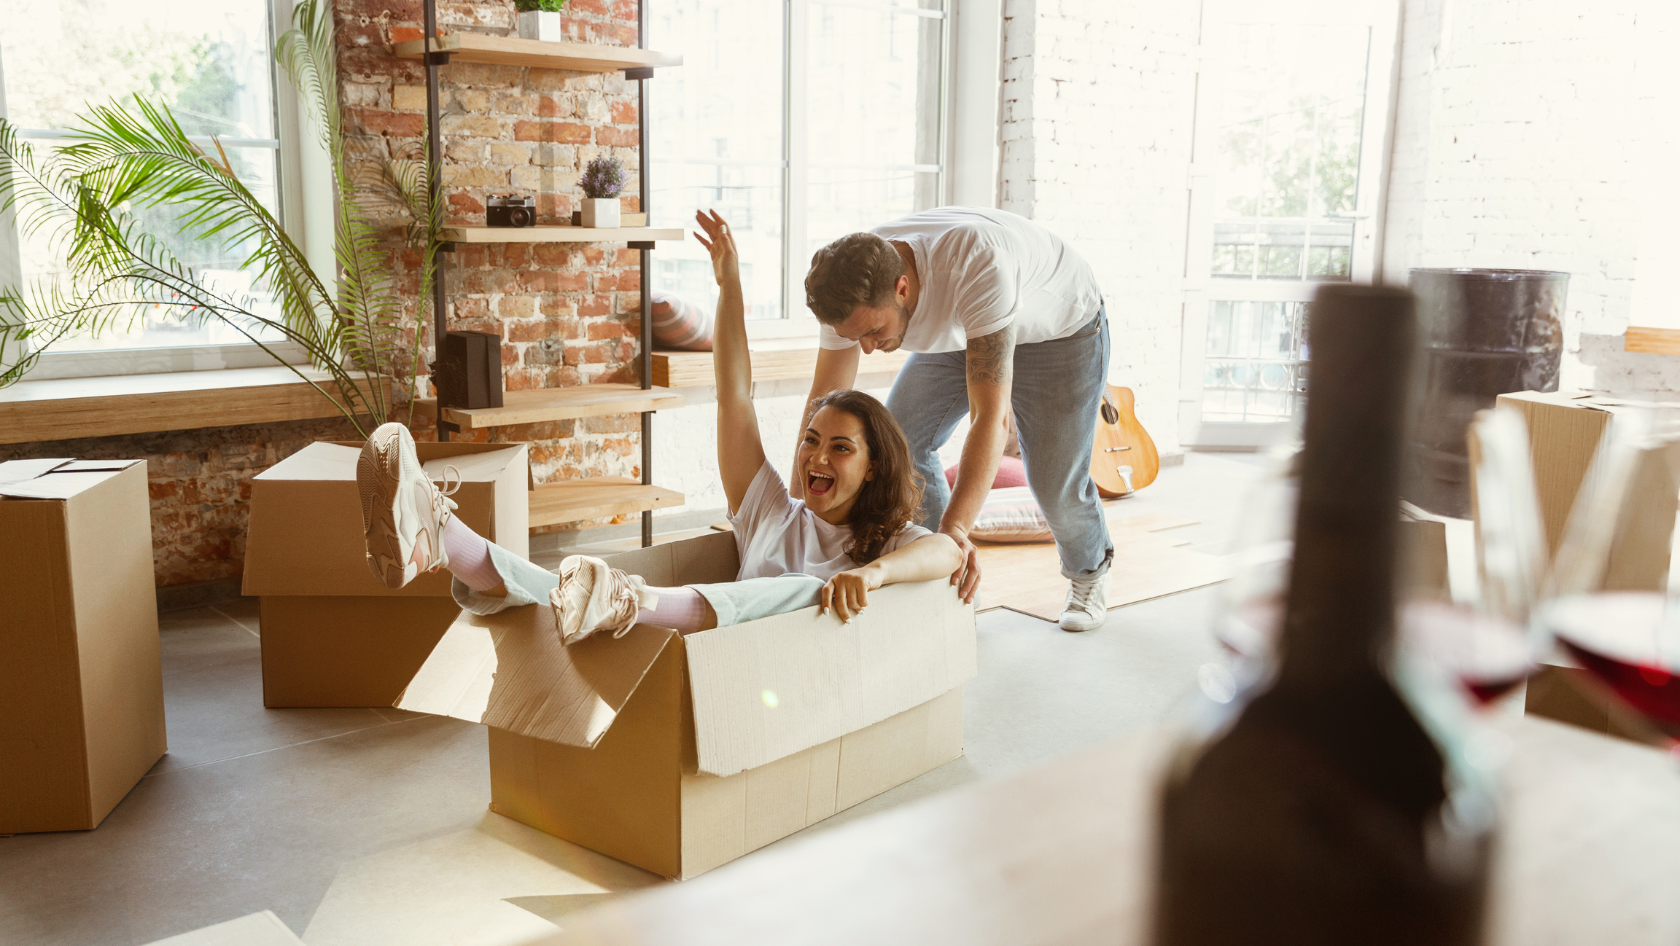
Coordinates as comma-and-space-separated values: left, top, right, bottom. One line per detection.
648, 0, 948, 332
1180, 0, 1399, 448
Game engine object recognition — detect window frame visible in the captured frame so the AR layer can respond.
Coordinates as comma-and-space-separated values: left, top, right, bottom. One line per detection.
0, 0, 329, 383
1177, 0, 1401, 449
651, 0, 973, 342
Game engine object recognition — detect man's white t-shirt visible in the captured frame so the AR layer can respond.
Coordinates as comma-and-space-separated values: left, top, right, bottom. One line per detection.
728, 461, 933, 581
817, 207, 1102, 354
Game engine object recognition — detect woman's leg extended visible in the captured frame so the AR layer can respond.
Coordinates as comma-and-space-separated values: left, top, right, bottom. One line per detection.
688, 574, 828, 628
452, 527, 560, 615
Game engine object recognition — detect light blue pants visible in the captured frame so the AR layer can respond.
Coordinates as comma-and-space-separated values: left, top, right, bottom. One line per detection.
452, 540, 826, 627
886, 307, 1114, 580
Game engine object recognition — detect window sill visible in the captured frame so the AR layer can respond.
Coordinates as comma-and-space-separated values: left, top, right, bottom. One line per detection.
0, 366, 373, 445
652, 341, 910, 388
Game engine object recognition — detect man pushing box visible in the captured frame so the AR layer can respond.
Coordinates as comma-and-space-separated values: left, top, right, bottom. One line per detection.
799, 206, 1114, 632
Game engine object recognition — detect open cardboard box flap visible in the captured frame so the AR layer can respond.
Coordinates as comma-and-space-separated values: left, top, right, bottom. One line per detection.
397, 533, 979, 777
242, 441, 528, 598
0, 458, 144, 500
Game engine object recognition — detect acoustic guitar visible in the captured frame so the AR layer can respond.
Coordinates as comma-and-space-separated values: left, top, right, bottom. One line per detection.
1091, 384, 1159, 498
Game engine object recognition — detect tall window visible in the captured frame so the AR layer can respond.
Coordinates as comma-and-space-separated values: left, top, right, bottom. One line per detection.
0, 0, 283, 355
648, 0, 947, 330
1181, 0, 1398, 447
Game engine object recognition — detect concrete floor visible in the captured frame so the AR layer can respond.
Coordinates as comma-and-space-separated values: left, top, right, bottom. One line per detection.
0, 453, 1269, 946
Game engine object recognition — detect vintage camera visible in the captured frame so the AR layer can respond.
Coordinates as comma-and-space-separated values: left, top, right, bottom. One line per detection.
486, 193, 536, 228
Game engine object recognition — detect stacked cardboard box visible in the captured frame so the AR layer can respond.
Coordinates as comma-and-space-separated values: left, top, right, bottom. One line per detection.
398, 531, 977, 879
0, 458, 166, 833
1495, 391, 1680, 740
242, 440, 529, 707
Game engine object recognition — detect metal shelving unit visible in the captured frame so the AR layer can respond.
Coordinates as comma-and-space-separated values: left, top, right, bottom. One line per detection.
414, 0, 682, 546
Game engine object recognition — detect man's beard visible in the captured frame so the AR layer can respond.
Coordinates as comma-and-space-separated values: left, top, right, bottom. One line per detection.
877, 301, 912, 352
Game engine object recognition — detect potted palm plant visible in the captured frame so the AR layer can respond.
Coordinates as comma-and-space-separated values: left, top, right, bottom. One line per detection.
0, 0, 440, 438
579, 155, 625, 228
515, 0, 568, 42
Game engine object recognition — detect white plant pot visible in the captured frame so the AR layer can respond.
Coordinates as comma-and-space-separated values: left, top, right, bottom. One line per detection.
516, 11, 562, 42
580, 197, 621, 229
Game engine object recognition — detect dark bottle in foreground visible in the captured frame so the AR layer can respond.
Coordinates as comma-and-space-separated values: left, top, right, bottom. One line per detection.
1154, 284, 1491, 946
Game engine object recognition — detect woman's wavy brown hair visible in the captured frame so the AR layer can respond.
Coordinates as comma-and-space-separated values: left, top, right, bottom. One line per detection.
807, 389, 925, 565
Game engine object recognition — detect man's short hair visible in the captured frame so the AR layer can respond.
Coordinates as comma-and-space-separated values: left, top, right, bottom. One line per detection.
804, 232, 905, 326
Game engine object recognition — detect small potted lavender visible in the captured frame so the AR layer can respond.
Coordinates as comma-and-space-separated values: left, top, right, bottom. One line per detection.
515, 0, 566, 42
579, 154, 626, 228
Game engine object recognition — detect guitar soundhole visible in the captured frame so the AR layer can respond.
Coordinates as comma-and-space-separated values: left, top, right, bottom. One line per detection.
1101, 398, 1119, 425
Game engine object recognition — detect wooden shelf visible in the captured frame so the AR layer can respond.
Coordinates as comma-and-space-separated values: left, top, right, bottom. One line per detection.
415, 383, 684, 430
653, 345, 911, 388
1626, 326, 1680, 355
0, 367, 383, 446
394, 34, 681, 73
442, 225, 685, 245
529, 476, 684, 527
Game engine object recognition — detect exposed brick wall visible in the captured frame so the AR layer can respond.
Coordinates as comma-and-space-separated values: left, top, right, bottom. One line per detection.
1381, 0, 1675, 396
337, 0, 650, 524
0, 417, 359, 587
999, 0, 1198, 455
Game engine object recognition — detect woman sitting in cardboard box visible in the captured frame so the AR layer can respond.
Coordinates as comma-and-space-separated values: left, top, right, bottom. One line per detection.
356, 210, 963, 641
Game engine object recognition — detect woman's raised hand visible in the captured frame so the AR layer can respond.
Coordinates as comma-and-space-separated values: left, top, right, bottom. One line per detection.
820, 563, 885, 623
693, 209, 740, 287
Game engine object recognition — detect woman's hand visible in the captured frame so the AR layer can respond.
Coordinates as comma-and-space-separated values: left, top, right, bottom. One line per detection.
693, 209, 740, 287
821, 563, 885, 623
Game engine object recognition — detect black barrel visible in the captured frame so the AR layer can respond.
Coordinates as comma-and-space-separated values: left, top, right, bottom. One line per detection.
1403, 268, 1568, 517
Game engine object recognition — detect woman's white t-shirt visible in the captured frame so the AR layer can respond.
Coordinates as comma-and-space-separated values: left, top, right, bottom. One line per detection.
728, 461, 933, 582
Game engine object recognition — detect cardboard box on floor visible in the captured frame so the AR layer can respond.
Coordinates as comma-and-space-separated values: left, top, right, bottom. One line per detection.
0, 458, 165, 833
397, 530, 977, 880
242, 440, 529, 708
1495, 391, 1680, 739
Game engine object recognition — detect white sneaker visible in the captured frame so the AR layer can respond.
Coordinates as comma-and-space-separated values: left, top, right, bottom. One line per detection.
358, 422, 460, 589
1058, 560, 1111, 632
550, 554, 657, 645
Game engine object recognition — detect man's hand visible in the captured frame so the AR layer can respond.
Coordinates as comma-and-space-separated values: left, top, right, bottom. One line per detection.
942, 524, 980, 604
821, 563, 885, 622
693, 209, 739, 286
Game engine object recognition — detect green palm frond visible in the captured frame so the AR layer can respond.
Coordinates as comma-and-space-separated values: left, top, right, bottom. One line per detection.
0, 0, 442, 435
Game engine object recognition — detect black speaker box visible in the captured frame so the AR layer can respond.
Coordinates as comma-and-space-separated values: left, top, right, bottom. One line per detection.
435, 330, 505, 410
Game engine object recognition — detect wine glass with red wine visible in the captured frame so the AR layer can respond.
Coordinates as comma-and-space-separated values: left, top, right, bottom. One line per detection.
1532, 406, 1680, 741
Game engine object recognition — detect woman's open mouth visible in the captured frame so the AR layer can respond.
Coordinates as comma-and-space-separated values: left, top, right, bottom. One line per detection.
806, 470, 835, 496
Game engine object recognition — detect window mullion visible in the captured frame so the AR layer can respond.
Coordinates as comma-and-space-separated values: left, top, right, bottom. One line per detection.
783, 0, 810, 324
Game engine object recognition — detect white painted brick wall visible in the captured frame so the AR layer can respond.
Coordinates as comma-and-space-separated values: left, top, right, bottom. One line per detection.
1000, 0, 1200, 453
1382, 0, 1674, 395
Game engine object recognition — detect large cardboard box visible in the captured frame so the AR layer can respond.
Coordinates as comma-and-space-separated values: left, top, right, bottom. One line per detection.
1494, 390, 1661, 558
1495, 391, 1680, 735
242, 440, 529, 708
397, 531, 977, 879
0, 458, 165, 833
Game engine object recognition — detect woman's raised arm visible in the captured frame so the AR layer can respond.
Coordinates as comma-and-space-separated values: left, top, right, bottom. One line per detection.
694, 210, 767, 512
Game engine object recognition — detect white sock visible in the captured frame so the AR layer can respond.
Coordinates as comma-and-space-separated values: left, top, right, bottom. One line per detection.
442, 516, 503, 593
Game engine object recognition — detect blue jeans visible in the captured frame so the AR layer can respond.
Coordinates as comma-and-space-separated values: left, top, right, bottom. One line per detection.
452, 541, 826, 625
886, 308, 1114, 580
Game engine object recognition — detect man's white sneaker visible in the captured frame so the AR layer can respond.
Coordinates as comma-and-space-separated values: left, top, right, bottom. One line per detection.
358, 422, 459, 589
1059, 563, 1111, 632
551, 554, 657, 645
